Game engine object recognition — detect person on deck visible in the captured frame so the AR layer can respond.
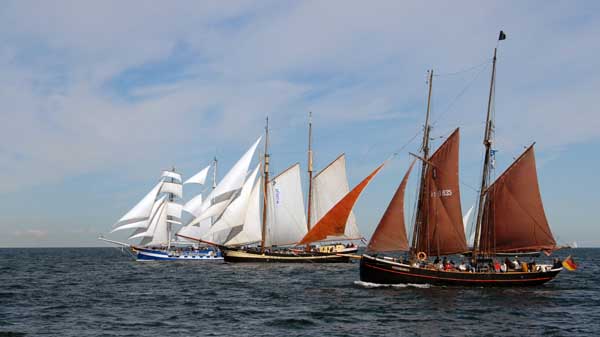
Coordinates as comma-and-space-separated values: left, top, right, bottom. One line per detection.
513, 257, 522, 270
458, 260, 467, 271
504, 257, 512, 270
500, 261, 507, 272
494, 260, 501, 272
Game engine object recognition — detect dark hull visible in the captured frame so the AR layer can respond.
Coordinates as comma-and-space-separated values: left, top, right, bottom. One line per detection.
223, 248, 352, 263
360, 254, 562, 287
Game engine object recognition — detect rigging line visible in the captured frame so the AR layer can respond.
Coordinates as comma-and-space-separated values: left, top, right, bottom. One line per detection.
433, 59, 489, 77
431, 63, 490, 127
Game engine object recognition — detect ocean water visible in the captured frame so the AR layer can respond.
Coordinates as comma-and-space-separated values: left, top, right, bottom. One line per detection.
0, 248, 597, 337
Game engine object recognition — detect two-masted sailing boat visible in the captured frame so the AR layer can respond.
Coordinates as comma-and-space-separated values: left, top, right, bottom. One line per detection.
99, 167, 223, 261
180, 116, 383, 263
360, 32, 563, 286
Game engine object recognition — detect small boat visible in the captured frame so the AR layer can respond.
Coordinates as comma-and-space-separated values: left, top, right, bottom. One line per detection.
360, 31, 565, 286
99, 167, 223, 262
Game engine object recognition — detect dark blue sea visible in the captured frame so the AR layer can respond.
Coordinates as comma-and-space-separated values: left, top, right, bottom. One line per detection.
0, 248, 596, 336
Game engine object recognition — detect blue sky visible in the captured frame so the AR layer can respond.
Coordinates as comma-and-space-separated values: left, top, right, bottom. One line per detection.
0, 1, 598, 247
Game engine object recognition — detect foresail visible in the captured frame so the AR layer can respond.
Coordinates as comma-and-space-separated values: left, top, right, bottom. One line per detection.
479, 145, 556, 253
299, 163, 385, 245
184, 165, 210, 185
225, 177, 262, 246
265, 163, 307, 247
201, 164, 260, 244
113, 181, 163, 227
310, 154, 360, 240
367, 159, 415, 252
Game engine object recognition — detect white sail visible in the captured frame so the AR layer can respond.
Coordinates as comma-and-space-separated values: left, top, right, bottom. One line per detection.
160, 182, 183, 199
225, 177, 262, 246
145, 201, 170, 246
162, 171, 182, 183
177, 218, 212, 242
184, 165, 210, 185
209, 137, 261, 202
186, 199, 230, 226
129, 197, 167, 240
167, 202, 183, 219
183, 194, 203, 217
113, 181, 163, 227
202, 164, 260, 242
265, 163, 307, 246
463, 204, 475, 247
310, 154, 360, 239
110, 195, 164, 233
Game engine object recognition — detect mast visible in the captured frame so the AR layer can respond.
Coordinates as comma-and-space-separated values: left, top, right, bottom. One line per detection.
306, 112, 313, 251
473, 47, 498, 256
410, 69, 434, 255
260, 117, 270, 252
212, 156, 218, 190
167, 166, 175, 250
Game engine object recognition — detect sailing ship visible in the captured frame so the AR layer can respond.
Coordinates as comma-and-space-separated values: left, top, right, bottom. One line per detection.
360, 32, 564, 286
180, 116, 382, 263
99, 167, 223, 261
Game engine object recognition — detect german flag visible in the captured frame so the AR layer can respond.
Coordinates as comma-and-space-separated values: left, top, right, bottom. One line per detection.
562, 255, 578, 271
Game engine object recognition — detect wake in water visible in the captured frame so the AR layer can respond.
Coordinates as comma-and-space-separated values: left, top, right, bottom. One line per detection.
353, 280, 431, 289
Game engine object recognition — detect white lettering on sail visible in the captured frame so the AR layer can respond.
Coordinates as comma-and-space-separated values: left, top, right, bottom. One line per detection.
431, 189, 453, 198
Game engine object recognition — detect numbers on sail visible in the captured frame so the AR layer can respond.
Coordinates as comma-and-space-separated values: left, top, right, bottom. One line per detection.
431, 189, 453, 198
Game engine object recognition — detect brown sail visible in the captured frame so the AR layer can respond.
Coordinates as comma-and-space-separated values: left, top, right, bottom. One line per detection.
479, 145, 556, 253
415, 128, 467, 256
299, 163, 384, 245
367, 159, 416, 252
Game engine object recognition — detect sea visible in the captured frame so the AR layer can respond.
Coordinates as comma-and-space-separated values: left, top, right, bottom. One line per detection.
0, 248, 597, 337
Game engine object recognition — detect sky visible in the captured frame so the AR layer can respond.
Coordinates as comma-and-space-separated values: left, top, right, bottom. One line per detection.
0, 1, 599, 247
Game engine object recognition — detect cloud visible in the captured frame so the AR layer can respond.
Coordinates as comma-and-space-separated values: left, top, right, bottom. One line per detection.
14, 229, 48, 239
0, 1, 599, 246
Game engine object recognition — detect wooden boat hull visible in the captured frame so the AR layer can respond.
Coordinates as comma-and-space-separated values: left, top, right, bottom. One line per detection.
222, 247, 352, 263
360, 254, 562, 287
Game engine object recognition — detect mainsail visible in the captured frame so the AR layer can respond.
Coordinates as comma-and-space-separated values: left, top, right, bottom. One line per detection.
479, 145, 556, 253
367, 159, 416, 252
265, 163, 307, 247
299, 163, 384, 245
310, 154, 361, 240
414, 129, 467, 256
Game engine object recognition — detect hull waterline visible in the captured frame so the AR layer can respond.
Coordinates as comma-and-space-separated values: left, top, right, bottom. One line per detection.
360, 254, 562, 287
133, 247, 224, 261
222, 247, 356, 263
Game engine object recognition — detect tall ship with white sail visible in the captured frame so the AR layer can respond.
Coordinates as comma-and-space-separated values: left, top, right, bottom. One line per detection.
99, 166, 223, 261
180, 116, 383, 263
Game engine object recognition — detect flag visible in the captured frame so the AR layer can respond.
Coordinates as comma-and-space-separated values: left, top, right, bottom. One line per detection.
562, 255, 577, 271
498, 31, 507, 41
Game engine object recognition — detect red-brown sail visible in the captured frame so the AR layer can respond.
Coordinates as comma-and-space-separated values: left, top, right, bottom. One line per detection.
299, 163, 385, 245
367, 159, 416, 252
479, 145, 556, 253
415, 128, 467, 256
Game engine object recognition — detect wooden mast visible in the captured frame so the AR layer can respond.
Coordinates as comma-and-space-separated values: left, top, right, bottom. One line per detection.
410, 69, 434, 256
305, 112, 313, 251
260, 117, 270, 252
473, 47, 498, 256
